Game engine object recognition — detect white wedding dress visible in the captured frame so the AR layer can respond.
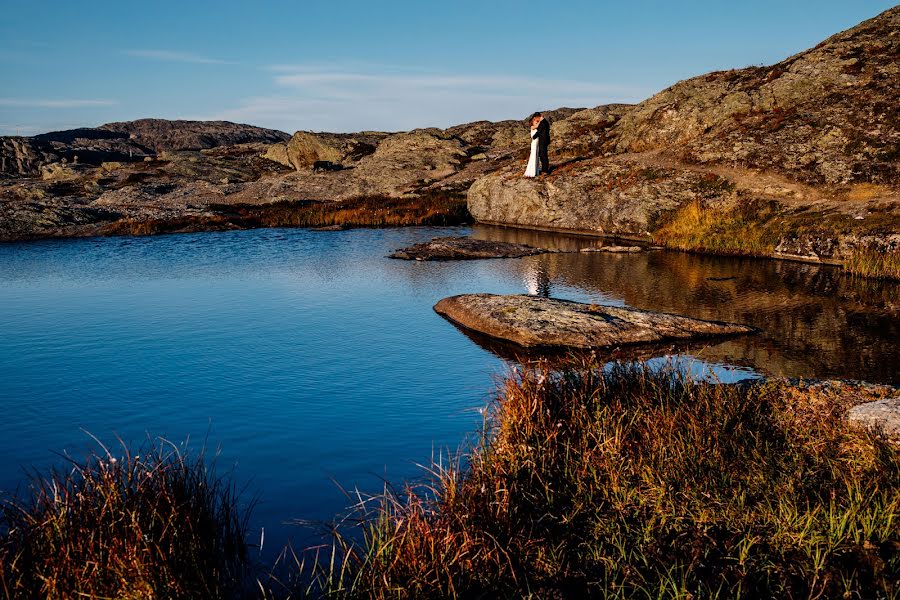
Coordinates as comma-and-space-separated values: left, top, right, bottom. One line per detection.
524, 128, 539, 177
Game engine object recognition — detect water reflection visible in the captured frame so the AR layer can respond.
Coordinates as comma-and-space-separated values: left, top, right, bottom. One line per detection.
472, 224, 900, 384
523, 260, 552, 297
0, 224, 897, 556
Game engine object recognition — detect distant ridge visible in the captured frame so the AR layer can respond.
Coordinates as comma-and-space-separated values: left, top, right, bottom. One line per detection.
1, 119, 290, 178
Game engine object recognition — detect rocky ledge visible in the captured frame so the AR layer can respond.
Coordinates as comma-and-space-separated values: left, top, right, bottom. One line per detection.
433, 294, 755, 349
389, 236, 548, 261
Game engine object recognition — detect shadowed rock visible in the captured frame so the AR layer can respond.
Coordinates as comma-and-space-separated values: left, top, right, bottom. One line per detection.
446, 322, 748, 365
390, 237, 548, 261
433, 293, 755, 349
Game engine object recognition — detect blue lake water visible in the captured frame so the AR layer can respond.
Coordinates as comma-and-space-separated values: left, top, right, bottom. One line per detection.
1, 225, 898, 554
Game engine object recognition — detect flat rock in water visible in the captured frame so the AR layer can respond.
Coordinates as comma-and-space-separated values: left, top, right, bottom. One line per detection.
434, 294, 755, 349
847, 398, 900, 440
389, 237, 548, 261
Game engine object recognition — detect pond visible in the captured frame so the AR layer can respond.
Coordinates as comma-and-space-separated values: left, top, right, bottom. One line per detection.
0, 224, 897, 554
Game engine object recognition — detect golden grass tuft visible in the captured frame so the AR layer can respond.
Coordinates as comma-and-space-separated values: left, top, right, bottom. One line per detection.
846, 245, 900, 280
0, 438, 252, 599
653, 199, 777, 256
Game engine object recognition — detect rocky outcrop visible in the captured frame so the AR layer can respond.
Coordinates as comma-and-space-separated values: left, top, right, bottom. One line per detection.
389, 236, 548, 261
0, 137, 58, 178
434, 294, 755, 349
250, 129, 473, 203
265, 131, 387, 170
609, 9, 900, 186
468, 159, 723, 237
466, 7, 900, 273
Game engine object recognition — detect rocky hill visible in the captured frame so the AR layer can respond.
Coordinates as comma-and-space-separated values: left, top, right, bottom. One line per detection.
0, 120, 289, 178
97, 119, 290, 153
468, 6, 899, 275
0, 8, 897, 276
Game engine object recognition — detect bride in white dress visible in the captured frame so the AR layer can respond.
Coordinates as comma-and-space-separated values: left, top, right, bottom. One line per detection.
524, 117, 540, 177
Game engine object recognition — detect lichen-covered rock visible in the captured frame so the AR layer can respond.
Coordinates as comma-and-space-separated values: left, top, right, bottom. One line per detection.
433, 293, 755, 349
607, 7, 900, 185
468, 159, 718, 237
263, 131, 388, 171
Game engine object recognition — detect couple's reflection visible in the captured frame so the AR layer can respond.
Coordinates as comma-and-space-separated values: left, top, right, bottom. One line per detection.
524, 259, 552, 297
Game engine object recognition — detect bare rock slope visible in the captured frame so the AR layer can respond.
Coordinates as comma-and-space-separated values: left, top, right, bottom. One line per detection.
468, 7, 900, 269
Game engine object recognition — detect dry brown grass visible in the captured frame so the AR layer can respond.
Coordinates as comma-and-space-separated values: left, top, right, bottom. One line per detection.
652, 198, 777, 256
843, 183, 891, 202
846, 245, 900, 280
96, 192, 471, 237
282, 363, 900, 599
0, 438, 251, 599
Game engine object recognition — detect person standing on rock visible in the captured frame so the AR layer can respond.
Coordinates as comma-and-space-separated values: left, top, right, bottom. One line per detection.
530, 112, 551, 175
524, 114, 541, 177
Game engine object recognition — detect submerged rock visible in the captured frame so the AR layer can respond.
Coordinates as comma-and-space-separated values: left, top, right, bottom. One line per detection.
433, 293, 755, 349
389, 237, 548, 261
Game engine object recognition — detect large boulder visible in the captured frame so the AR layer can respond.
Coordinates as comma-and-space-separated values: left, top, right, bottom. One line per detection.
346, 129, 468, 196
467, 158, 727, 237
434, 293, 755, 349
265, 131, 388, 171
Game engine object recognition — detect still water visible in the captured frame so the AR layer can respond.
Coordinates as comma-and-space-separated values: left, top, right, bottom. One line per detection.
0, 225, 897, 552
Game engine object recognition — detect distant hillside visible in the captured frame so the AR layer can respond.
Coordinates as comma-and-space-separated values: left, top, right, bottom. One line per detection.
0, 120, 289, 178
97, 119, 290, 153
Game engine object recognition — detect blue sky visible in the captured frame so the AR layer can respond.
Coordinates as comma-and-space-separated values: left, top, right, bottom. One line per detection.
0, 1, 895, 135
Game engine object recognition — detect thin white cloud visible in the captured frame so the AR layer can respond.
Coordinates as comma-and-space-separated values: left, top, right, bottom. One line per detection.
125, 49, 239, 65
273, 71, 632, 96
0, 98, 118, 108
212, 64, 648, 133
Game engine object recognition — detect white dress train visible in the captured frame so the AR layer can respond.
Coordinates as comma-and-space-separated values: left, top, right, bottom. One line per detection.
524, 128, 539, 177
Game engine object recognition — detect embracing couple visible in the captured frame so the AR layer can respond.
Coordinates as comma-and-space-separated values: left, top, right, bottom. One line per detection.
524, 111, 551, 178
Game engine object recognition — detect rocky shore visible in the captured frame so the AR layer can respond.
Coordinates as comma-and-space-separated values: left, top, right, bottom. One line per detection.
1, 8, 898, 277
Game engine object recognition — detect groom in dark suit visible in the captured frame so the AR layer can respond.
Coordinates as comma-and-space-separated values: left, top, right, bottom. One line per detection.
530, 112, 551, 175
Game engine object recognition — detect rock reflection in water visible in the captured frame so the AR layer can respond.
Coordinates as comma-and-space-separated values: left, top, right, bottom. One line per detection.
471, 224, 900, 384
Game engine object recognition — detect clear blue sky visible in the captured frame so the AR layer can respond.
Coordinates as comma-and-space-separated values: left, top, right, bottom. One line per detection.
0, 1, 895, 135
